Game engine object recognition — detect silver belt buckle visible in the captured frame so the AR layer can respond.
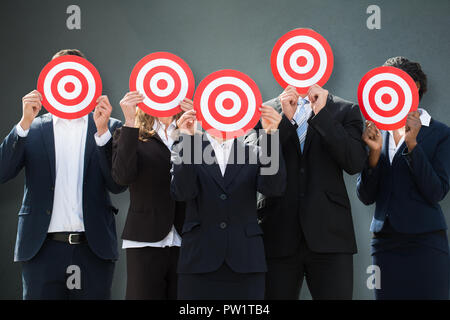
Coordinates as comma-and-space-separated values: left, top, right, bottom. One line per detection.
69, 233, 81, 245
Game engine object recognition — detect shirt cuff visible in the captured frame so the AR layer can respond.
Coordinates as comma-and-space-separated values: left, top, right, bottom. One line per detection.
15, 123, 29, 137
94, 130, 112, 147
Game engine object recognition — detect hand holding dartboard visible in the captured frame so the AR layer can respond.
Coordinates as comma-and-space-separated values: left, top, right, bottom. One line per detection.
37, 55, 102, 119
193, 69, 262, 139
129, 52, 195, 117
271, 28, 334, 95
358, 66, 419, 130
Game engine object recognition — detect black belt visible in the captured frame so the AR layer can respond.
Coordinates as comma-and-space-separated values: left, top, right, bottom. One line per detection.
47, 232, 87, 245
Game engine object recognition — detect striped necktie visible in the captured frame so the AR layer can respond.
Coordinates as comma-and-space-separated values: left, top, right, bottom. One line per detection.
294, 98, 310, 152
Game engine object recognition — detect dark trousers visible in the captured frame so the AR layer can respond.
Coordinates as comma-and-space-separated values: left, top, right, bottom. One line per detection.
265, 240, 353, 300
178, 263, 265, 300
125, 246, 179, 300
21, 239, 115, 300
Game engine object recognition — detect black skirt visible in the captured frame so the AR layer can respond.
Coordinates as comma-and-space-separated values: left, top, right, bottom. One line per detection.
178, 263, 265, 300
371, 220, 450, 300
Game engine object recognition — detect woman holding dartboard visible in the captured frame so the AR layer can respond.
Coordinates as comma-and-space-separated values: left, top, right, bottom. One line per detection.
357, 57, 450, 300
111, 52, 195, 299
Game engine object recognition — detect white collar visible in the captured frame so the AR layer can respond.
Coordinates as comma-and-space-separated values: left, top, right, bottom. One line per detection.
53, 114, 88, 125
152, 119, 176, 131
206, 133, 234, 149
297, 96, 310, 105
418, 108, 431, 127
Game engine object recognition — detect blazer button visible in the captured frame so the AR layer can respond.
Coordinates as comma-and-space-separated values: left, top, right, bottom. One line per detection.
219, 222, 227, 229
220, 194, 227, 200
46, 210, 51, 215
300, 168, 305, 174
50, 187, 54, 191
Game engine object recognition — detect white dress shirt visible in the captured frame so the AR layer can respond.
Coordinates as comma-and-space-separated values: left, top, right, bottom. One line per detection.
387, 108, 431, 163
122, 120, 182, 249
206, 133, 235, 176
15, 115, 112, 233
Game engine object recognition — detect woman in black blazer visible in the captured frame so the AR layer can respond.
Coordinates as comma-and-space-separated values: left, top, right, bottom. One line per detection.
112, 91, 193, 299
357, 57, 450, 299
170, 106, 287, 300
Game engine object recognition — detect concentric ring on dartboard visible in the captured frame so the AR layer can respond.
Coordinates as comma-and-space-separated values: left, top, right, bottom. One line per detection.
357, 66, 419, 130
194, 69, 262, 139
37, 55, 102, 119
271, 28, 334, 94
129, 52, 195, 117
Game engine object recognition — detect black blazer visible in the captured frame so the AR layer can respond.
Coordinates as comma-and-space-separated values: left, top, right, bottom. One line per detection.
253, 94, 367, 257
112, 126, 184, 242
170, 133, 286, 274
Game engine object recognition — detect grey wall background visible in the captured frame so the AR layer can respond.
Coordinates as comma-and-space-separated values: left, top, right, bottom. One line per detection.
0, 0, 449, 300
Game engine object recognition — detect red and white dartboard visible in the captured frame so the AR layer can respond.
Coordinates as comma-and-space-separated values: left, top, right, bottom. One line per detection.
357, 66, 419, 130
194, 69, 262, 139
271, 28, 334, 94
129, 52, 195, 117
37, 55, 102, 119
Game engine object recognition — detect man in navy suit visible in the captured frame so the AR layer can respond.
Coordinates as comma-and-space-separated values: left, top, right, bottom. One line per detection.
0, 49, 126, 299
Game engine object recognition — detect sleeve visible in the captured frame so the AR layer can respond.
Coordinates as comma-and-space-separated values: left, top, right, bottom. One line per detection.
15, 123, 30, 137
401, 130, 450, 204
278, 113, 299, 145
256, 131, 287, 197
96, 120, 127, 194
94, 130, 112, 147
170, 134, 200, 201
356, 156, 382, 205
0, 126, 27, 183
308, 96, 367, 175
111, 125, 140, 187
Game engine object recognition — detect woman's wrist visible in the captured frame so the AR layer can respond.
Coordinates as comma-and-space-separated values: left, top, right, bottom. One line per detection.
124, 118, 136, 128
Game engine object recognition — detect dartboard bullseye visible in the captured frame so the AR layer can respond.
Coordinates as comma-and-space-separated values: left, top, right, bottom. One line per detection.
271, 28, 334, 94
357, 66, 419, 130
37, 55, 102, 119
194, 69, 262, 139
129, 52, 195, 117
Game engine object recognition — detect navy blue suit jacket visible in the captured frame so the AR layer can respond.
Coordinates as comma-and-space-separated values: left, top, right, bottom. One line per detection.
170, 133, 286, 274
357, 118, 450, 233
0, 113, 126, 262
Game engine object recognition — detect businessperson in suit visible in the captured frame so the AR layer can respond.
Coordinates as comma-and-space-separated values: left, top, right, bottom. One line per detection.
357, 57, 450, 300
250, 84, 367, 299
0, 49, 126, 299
170, 106, 287, 300
111, 92, 193, 299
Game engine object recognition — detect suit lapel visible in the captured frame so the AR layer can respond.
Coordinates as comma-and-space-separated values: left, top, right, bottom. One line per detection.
380, 130, 390, 165
302, 122, 316, 155
202, 137, 227, 191
300, 113, 316, 155
40, 113, 56, 183
152, 131, 168, 149
83, 113, 97, 178
223, 139, 248, 188
416, 121, 435, 144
